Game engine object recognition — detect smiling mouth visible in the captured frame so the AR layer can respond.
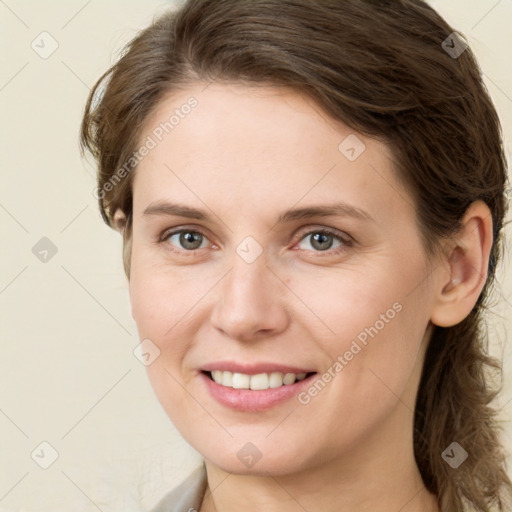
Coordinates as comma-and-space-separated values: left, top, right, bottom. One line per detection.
202, 370, 317, 390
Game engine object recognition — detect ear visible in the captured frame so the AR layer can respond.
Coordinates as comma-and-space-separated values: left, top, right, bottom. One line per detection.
430, 200, 493, 327
113, 208, 127, 233
112, 208, 132, 280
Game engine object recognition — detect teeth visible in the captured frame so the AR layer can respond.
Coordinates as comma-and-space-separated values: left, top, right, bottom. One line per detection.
283, 373, 296, 385
250, 373, 269, 390
209, 370, 309, 390
222, 371, 233, 387
232, 373, 250, 389
269, 371, 284, 388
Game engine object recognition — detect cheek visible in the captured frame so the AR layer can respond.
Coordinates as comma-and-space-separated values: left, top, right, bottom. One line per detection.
129, 244, 189, 338
129, 260, 199, 426
290, 259, 431, 397
128, 248, 216, 385
129, 274, 163, 339
288, 263, 417, 345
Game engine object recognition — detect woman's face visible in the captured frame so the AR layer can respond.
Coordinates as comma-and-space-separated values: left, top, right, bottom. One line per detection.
129, 82, 439, 475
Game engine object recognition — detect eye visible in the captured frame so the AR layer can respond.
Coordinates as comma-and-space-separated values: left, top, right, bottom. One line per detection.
158, 227, 352, 256
161, 229, 210, 252
295, 228, 352, 255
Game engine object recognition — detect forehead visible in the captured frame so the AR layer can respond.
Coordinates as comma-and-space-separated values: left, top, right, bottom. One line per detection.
132, 82, 414, 227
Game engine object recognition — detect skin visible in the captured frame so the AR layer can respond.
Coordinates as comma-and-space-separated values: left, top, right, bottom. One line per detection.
118, 82, 492, 512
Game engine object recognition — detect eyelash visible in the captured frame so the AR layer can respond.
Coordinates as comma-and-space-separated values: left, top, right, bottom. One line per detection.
158, 226, 353, 258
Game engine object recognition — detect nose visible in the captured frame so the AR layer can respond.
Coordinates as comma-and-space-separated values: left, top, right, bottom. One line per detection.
210, 250, 289, 342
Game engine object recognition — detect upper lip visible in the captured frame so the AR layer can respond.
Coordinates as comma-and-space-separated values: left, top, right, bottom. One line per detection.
201, 361, 316, 375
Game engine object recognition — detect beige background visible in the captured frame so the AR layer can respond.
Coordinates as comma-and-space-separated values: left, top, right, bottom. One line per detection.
0, 1, 511, 511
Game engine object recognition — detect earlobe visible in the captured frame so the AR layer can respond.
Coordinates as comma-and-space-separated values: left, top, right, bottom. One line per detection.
430, 201, 493, 328
113, 208, 127, 233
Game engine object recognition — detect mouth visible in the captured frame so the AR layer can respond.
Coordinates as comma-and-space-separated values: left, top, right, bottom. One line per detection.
202, 370, 317, 390
199, 366, 318, 412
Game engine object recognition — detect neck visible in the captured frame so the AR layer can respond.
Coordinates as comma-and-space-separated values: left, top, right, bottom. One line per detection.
200, 460, 438, 512
199, 404, 439, 512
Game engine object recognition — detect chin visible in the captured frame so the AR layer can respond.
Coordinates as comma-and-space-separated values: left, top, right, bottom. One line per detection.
198, 437, 314, 477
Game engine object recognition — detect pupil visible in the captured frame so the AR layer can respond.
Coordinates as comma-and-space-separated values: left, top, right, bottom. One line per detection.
312, 233, 333, 251
181, 231, 202, 249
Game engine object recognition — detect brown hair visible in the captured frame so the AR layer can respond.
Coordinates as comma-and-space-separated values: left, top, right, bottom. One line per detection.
80, 1, 512, 510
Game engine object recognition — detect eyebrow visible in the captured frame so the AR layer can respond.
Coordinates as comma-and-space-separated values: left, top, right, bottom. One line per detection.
142, 201, 374, 223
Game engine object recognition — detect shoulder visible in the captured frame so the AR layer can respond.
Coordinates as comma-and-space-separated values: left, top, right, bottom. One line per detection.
148, 463, 207, 512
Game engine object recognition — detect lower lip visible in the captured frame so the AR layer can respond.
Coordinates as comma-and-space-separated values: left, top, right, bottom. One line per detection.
199, 371, 317, 412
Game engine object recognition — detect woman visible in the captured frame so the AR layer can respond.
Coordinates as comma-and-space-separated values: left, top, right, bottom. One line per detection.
80, 0, 512, 510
